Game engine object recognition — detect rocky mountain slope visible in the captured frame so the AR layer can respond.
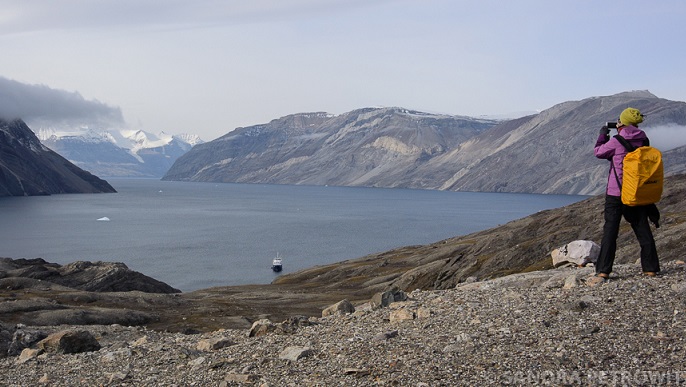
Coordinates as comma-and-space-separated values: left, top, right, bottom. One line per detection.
2, 262, 685, 385
0, 118, 116, 197
426, 90, 686, 195
164, 91, 686, 195
37, 128, 203, 178
163, 108, 497, 187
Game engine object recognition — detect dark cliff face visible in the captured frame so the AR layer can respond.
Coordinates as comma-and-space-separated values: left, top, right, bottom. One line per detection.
0, 118, 116, 197
163, 92, 686, 195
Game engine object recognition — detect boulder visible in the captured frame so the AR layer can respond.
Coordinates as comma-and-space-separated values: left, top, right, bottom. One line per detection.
8, 328, 48, 357
37, 330, 101, 354
551, 240, 600, 267
248, 319, 276, 337
322, 299, 355, 317
370, 288, 408, 310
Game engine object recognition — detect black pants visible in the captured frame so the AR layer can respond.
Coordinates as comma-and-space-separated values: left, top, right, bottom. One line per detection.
596, 195, 659, 274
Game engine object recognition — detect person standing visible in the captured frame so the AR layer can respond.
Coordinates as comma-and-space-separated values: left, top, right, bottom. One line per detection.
591, 107, 659, 283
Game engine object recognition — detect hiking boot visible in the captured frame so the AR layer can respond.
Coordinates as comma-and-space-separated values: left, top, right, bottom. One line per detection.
643, 271, 657, 277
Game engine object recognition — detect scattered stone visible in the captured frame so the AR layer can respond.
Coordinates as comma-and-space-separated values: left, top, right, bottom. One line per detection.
101, 348, 132, 363
563, 273, 580, 289
671, 283, 686, 296
389, 309, 415, 322
373, 330, 398, 341
107, 370, 130, 383
277, 315, 316, 334
197, 337, 235, 351
131, 336, 149, 347
224, 373, 259, 383
15, 348, 42, 365
578, 326, 600, 336
188, 357, 206, 368
416, 307, 431, 319
278, 346, 314, 362
343, 368, 370, 376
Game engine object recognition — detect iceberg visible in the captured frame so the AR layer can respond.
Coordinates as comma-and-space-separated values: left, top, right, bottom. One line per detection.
97, 217, 111, 221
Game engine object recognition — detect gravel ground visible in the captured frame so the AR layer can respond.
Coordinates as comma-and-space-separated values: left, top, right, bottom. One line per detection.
2, 261, 685, 386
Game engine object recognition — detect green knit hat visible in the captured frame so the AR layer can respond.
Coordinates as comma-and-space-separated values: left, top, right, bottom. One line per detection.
619, 107, 644, 126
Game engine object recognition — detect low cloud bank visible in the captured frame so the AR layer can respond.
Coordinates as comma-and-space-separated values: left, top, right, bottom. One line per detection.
0, 76, 124, 129
643, 124, 686, 152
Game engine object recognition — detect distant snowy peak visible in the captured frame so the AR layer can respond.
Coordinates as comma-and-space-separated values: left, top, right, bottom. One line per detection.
174, 133, 204, 147
34, 127, 203, 151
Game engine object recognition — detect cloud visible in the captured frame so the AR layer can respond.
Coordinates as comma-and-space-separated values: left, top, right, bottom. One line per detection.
643, 124, 686, 152
0, 0, 386, 34
0, 76, 125, 128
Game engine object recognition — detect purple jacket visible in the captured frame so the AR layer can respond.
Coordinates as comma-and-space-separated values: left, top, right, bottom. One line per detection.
594, 125, 649, 196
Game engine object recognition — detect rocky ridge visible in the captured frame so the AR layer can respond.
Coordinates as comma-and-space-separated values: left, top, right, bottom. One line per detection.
2, 261, 685, 385
0, 258, 180, 294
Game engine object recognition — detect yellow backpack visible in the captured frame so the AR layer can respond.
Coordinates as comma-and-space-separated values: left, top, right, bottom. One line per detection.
614, 135, 663, 206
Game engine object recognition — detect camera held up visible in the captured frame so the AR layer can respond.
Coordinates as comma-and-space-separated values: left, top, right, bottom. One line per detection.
605, 122, 618, 129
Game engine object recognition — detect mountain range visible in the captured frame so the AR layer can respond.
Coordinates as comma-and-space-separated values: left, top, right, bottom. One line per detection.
163, 109, 498, 187
0, 118, 115, 196
163, 91, 686, 195
36, 127, 203, 178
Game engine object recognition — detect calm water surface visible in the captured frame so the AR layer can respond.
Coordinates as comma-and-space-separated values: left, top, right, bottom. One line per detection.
0, 179, 586, 291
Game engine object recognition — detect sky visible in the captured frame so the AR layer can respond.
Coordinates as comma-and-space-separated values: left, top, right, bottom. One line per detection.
2, 0, 686, 141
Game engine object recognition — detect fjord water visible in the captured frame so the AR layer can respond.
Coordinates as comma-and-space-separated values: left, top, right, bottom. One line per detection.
0, 179, 586, 291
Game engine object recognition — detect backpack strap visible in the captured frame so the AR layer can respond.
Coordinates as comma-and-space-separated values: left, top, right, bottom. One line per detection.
610, 159, 622, 190
614, 134, 636, 152
614, 134, 650, 150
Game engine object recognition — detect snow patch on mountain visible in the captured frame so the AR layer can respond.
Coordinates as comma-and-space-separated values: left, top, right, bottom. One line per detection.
36, 127, 202, 156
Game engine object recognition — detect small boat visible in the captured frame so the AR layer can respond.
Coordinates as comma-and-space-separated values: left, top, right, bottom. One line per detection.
271, 253, 283, 272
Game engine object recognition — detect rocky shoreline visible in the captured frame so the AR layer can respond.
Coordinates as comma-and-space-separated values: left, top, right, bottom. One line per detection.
2, 261, 685, 385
